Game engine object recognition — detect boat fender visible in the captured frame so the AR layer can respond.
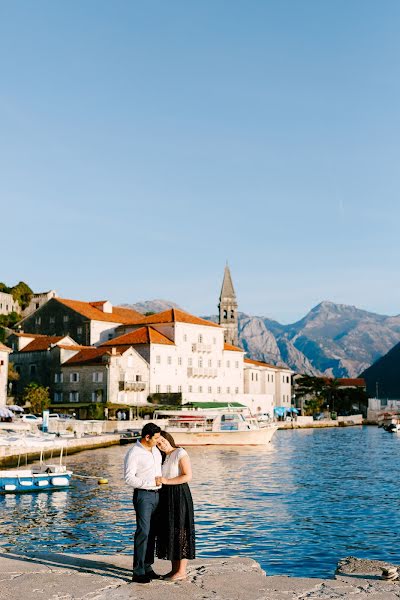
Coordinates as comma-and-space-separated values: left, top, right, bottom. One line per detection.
19, 481, 34, 486
4, 484, 17, 492
51, 477, 70, 487
36, 480, 49, 487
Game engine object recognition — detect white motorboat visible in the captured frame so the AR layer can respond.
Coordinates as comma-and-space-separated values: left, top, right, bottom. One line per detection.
0, 448, 73, 494
154, 409, 277, 445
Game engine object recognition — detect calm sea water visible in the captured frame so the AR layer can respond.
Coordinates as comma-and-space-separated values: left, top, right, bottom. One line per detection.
1, 426, 399, 578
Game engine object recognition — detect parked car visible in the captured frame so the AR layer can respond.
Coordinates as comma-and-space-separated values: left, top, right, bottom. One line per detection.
19, 414, 43, 424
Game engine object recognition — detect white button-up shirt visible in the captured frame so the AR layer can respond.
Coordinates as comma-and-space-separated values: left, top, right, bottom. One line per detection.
124, 441, 162, 490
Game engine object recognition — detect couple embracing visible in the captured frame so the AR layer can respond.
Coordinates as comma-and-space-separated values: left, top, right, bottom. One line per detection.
124, 423, 195, 584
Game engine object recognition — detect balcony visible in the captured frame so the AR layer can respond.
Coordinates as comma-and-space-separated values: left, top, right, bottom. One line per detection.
119, 381, 146, 392
191, 343, 212, 353
187, 367, 217, 378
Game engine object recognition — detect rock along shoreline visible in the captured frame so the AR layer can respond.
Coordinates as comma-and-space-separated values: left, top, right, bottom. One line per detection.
1, 552, 399, 600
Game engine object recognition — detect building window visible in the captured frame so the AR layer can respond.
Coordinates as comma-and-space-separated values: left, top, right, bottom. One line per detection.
178, 385, 182, 393
49, 316, 55, 324
92, 390, 103, 402
93, 372, 103, 383
77, 326, 83, 335
208, 359, 212, 367
198, 358, 203, 368
226, 387, 230, 394
135, 375, 141, 382
183, 334, 187, 342
198, 334, 203, 343
178, 357, 182, 366
208, 386, 212, 393
235, 387, 239, 394
271, 374, 274, 382
69, 391, 79, 402
287, 376, 290, 383
226, 360, 230, 368
235, 361, 239, 369
251, 373, 254, 381
156, 385, 161, 393
217, 387, 221, 394
167, 385, 172, 393
54, 392, 63, 402
192, 344, 196, 352
267, 374, 270, 382
156, 355, 161, 364
188, 358, 192, 367
15, 365, 21, 374
167, 356, 172, 365
63, 315, 69, 323
54, 373, 63, 383
30, 364, 36, 376
256, 373, 258, 381
188, 385, 192, 393
35, 316, 41, 325
198, 386, 202, 393
70, 372, 79, 383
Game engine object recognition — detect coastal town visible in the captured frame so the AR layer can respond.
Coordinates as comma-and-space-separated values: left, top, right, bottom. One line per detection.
2, 3, 400, 597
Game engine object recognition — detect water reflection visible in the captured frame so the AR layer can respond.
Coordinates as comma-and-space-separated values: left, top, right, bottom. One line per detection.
1, 427, 399, 577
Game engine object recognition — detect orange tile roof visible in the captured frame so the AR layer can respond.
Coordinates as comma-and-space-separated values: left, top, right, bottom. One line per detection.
337, 378, 366, 387
19, 336, 65, 352
224, 343, 244, 353
56, 298, 143, 324
244, 357, 278, 369
57, 344, 92, 351
101, 326, 174, 347
64, 347, 113, 366
13, 332, 47, 338
138, 308, 221, 328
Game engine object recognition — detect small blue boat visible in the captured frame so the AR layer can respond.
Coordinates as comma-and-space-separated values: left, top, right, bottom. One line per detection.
0, 454, 73, 494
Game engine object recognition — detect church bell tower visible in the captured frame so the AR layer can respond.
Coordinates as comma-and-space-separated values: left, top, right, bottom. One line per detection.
218, 264, 239, 346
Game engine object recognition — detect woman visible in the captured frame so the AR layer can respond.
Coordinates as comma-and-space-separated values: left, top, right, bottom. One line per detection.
156, 431, 195, 581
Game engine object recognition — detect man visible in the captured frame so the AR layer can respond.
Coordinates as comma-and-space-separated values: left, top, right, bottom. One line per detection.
124, 422, 162, 584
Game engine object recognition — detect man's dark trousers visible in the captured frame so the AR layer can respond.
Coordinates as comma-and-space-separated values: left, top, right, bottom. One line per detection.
132, 489, 159, 576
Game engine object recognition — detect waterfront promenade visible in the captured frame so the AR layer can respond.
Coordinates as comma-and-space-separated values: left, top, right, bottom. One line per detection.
1, 552, 399, 599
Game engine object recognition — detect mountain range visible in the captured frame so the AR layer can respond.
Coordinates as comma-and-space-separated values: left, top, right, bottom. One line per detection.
121, 299, 400, 378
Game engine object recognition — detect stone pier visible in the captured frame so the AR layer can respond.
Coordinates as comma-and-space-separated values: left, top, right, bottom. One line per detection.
0, 552, 399, 600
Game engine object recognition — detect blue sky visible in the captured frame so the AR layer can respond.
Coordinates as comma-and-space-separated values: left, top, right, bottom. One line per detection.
1, 1, 400, 323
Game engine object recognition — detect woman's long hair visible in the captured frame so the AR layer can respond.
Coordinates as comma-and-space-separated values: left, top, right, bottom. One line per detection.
160, 430, 179, 463
161, 430, 179, 448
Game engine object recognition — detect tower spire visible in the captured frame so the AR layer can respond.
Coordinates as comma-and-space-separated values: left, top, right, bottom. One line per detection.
218, 264, 239, 346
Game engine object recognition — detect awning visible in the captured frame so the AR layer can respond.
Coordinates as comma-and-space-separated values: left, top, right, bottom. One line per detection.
289, 407, 299, 414
184, 402, 247, 409
274, 407, 286, 417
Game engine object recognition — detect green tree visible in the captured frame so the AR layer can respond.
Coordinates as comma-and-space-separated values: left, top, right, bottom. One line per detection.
22, 383, 50, 415
11, 281, 33, 310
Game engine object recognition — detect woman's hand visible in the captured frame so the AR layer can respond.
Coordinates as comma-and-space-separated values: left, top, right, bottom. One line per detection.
160, 477, 168, 485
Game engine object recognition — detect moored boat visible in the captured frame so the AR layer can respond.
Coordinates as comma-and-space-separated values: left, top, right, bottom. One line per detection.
0, 449, 73, 494
154, 409, 277, 446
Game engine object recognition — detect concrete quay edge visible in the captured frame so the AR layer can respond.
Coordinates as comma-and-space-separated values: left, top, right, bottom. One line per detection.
0, 434, 121, 468
0, 552, 399, 600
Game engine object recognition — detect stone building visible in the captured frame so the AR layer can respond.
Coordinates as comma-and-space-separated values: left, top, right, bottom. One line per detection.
0, 342, 12, 407
55, 346, 149, 420
8, 333, 84, 398
0, 291, 19, 316
22, 290, 58, 318
218, 265, 239, 346
16, 298, 142, 346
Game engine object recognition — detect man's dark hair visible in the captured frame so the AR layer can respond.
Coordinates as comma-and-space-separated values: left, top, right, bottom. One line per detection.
141, 422, 161, 439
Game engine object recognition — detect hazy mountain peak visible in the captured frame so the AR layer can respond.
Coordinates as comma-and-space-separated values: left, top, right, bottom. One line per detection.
119, 299, 183, 314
